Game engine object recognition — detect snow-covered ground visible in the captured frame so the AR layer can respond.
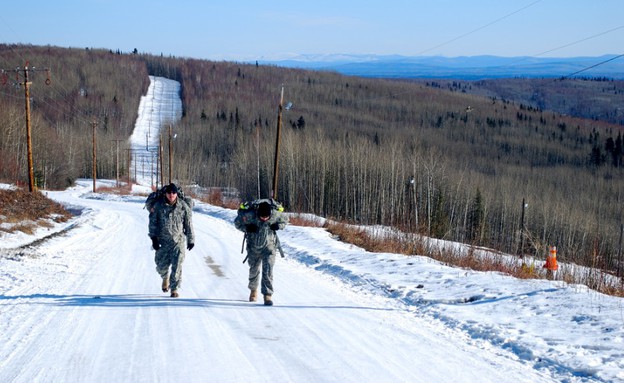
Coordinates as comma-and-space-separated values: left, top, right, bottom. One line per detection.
1, 75, 623, 382
0, 180, 623, 382
128, 75, 182, 187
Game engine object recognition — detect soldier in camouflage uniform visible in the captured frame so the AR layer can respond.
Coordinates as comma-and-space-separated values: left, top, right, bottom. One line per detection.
149, 183, 195, 298
234, 199, 288, 306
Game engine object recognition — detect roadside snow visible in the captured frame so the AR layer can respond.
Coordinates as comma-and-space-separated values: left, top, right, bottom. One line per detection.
0, 181, 622, 382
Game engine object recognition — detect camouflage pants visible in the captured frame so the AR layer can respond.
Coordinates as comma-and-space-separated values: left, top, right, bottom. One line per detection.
247, 247, 276, 296
155, 240, 186, 291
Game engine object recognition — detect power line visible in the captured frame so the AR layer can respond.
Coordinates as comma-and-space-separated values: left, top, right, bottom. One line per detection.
414, 0, 544, 56
496, 24, 624, 71
559, 53, 624, 79
0, 44, 113, 128
531, 25, 624, 58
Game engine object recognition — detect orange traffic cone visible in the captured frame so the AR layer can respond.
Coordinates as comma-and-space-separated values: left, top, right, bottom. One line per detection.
544, 246, 558, 271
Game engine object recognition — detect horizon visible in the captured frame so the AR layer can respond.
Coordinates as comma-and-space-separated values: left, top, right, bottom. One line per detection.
0, 1, 622, 62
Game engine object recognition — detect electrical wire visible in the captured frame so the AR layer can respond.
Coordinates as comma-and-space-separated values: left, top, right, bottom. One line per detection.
0, 42, 123, 129
559, 53, 624, 79
414, 0, 544, 56
531, 25, 624, 59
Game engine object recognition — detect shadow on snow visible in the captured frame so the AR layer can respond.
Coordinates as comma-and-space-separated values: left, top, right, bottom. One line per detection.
0, 293, 393, 311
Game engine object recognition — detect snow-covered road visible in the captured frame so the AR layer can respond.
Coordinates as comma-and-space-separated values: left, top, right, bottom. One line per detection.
0, 183, 556, 382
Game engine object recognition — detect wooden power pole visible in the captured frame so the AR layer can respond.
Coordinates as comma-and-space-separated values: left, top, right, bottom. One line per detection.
519, 198, 527, 257
617, 223, 623, 278
111, 139, 124, 188
272, 86, 284, 199
23, 67, 35, 192
168, 125, 173, 185
1, 62, 51, 191
126, 149, 132, 187
159, 133, 164, 188
92, 120, 98, 192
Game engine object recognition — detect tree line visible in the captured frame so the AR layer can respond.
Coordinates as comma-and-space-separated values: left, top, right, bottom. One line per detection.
1, 44, 622, 275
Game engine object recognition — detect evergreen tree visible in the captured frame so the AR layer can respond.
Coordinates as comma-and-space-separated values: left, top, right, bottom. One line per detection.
468, 189, 484, 244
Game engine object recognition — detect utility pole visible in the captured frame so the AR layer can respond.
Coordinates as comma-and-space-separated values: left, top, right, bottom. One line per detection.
111, 139, 124, 188
154, 145, 159, 189
519, 198, 527, 257
159, 133, 164, 188
150, 151, 154, 187
256, 122, 261, 199
272, 86, 284, 199
24, 67, 35, 191
168, 125, 173, 184
617, 223, 623, 278
92, 119, 98, 192
126, 149, 132, 188
1, 62, 51, 192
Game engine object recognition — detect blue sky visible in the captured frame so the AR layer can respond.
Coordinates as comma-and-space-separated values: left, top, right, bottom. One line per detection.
1, 0, 622, 61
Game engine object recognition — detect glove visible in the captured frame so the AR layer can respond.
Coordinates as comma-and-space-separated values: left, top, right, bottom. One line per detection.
246, 224, 258, 233
151, 237, 160, 250
270, 223, 280, 231
187, 243, 194, 251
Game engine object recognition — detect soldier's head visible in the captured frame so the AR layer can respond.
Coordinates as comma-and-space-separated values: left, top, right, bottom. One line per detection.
256, 202, 272, 221
164, 183, 178, 204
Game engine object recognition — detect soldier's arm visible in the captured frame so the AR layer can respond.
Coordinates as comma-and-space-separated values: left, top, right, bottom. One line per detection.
272, 212, 288, 230
234, 213, 248, 232
148, 204, 159, 237
184, 204, 195, 244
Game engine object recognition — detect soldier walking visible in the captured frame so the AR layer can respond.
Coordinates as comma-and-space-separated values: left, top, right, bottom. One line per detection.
149, 183, 195, 297
235, 199, 288, 306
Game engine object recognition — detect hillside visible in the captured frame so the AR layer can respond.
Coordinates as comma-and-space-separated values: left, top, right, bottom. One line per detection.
267, 54, 624, 125
418, 77, 624, 125
1, 44, 623, 277
261, 54, 624, 80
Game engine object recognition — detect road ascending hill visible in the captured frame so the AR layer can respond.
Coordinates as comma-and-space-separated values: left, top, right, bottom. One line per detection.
0, 182, 556, 382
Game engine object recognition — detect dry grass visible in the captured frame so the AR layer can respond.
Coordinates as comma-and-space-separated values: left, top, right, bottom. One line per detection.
95, 185, 133, 195
288, 214, 325, 228
0, 188, 72, 234
5, 222, 38, 235
195, 189, 241, 210
324, 221, 624, 297
325, 221, 423, 255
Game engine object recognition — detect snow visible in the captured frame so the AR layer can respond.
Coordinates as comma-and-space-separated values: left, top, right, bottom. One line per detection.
0, 76, 623, 382
1, 183, 623, 382
129, 75, 182, 186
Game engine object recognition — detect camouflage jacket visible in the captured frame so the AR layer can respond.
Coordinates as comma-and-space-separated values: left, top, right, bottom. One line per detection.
148, 199, 194, 245
234, 199, 288, 252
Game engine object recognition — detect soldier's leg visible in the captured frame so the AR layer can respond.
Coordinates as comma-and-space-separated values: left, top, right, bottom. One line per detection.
247, 252, 262, 292
154, 247, 171, 279
260, 249, 276, 296
155, 247, 171, 292
168, 244, 185, 292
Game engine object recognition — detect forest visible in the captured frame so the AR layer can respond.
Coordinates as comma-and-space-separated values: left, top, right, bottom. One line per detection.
1, 44, 623, 277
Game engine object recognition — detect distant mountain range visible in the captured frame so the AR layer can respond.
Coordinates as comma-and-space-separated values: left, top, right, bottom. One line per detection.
256, 54, 624, 80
